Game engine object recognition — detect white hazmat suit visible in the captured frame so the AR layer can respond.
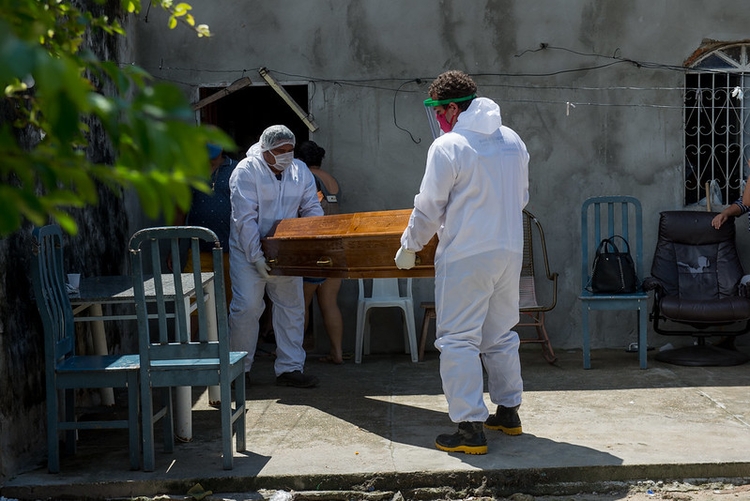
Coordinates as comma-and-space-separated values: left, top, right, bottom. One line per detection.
228, 143, 323, 376
400, 97, 529, 423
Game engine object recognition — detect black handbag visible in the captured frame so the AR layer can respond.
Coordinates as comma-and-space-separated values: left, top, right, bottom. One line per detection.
589, 235, 638, 293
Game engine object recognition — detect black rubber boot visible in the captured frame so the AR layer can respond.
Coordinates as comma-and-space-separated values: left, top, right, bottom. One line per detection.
276, 370, 319, 388
435, 422, 487, 455
484, 404, 522, 435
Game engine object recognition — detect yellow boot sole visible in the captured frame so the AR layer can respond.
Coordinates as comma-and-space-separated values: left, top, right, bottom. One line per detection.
484, 423, 522, 436
435, 442, 488, 455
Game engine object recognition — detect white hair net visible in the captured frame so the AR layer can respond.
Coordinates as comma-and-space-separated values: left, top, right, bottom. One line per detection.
259, 125, 295, 152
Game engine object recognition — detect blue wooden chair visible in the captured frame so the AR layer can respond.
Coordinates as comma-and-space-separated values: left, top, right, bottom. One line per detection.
129, 226, 246, 471
31, 225, 140, 473
579, 196, 649, 369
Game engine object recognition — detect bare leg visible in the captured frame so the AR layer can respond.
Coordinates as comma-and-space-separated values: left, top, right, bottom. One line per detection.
303, 282, 319, 330
303, 281, 319, 351
317, 278, 344, 363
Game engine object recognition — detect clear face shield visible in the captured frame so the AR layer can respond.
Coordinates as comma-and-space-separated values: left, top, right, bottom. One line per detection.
424, 103, 442, 140
423, 94, 476, 139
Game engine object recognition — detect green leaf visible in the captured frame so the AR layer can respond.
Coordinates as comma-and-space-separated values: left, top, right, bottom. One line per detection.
50, 209, 79, 235
0, 0, 220, 236
173, 3, 192, 16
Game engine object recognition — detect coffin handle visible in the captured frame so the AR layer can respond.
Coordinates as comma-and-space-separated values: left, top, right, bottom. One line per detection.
316, 257, 333, 267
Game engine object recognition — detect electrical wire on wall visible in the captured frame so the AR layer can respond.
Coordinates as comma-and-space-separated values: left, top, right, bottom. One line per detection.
127, 43, 728, 140
393, 79, 424, 144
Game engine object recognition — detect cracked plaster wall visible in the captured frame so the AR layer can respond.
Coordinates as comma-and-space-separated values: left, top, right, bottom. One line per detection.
3, 0, 750, 481
131, 0, 750, 352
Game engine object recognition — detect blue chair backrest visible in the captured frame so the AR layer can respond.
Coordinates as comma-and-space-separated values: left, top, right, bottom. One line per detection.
581, 196, 644, 290
128, 226, 228, 366
31, 225, 75, 364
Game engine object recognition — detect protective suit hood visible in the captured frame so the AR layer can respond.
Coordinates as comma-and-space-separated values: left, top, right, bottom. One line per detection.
454, 97, 502, 135
246, 142, 261, 158
402, 93, 528, 263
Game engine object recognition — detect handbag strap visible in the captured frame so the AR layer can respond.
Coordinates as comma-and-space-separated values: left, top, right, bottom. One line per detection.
608, 235, 631, 254
596, 237, 621, 256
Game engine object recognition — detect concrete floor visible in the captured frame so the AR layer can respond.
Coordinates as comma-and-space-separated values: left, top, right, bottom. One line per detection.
3, 345, 750, 500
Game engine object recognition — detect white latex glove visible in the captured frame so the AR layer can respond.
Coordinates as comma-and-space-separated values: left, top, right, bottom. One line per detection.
254, 259, 271, 279
394, 247, 416, 270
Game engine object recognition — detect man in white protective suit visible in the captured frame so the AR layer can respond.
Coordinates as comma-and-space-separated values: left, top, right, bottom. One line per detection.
229, 125, 323, 388
395, 70, 529, 454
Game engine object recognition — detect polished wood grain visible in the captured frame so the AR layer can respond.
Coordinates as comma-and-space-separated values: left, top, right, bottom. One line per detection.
261, 209, 437, 278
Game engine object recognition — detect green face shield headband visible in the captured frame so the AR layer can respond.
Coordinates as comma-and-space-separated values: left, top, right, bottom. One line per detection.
423, 94, 476, 107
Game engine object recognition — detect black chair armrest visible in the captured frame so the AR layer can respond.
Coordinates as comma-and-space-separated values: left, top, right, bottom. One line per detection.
641, 276, 663, 294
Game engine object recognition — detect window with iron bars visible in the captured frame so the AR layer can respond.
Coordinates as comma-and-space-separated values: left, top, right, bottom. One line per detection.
684, 43, 750, 207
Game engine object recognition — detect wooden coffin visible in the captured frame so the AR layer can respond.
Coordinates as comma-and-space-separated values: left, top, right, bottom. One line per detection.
261, 209, 437, 278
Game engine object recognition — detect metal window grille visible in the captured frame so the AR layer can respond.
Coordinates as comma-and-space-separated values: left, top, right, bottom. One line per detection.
684, 44, 750, 206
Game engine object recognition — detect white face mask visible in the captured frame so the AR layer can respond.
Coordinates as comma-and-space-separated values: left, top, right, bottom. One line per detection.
270, 151, 295, 170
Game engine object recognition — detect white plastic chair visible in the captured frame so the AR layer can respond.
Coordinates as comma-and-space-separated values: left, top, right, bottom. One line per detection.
355, 278, 418, 363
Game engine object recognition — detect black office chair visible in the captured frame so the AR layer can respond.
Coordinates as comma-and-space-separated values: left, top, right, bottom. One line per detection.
643, 211, 750, 366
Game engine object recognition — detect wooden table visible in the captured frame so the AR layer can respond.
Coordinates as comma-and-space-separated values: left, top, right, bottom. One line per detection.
69, 273, 217, 441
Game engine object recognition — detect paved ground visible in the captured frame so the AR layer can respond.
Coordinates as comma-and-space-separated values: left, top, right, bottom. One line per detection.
131, 481, 750, 501
2, 345, 750, 500
178, 480, 750, 501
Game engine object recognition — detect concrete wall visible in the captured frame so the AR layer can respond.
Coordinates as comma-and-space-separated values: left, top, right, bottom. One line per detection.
131, 0, 750, 353
1, 0, 749, 481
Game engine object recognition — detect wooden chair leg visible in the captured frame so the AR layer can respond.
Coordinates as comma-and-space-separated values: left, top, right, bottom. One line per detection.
535, 313, 557, 364
419, 303, 436, 361
518, 311, 557, 364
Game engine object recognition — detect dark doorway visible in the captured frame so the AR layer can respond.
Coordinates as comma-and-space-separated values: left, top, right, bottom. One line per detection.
198, 84, 309, 158
197, 82, 313, 352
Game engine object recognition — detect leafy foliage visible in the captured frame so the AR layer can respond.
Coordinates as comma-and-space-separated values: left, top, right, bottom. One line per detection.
0, 0, 231, 235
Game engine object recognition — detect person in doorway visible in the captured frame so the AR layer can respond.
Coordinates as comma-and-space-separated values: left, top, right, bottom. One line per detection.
171, 143, 237, 308
296, 140, 345, 364
296, 140, 341, 215
395, 70, 528, 455
229, 125, 323, 388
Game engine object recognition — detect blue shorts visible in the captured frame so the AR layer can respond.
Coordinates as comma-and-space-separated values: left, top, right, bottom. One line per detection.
303, 277, 326, 285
